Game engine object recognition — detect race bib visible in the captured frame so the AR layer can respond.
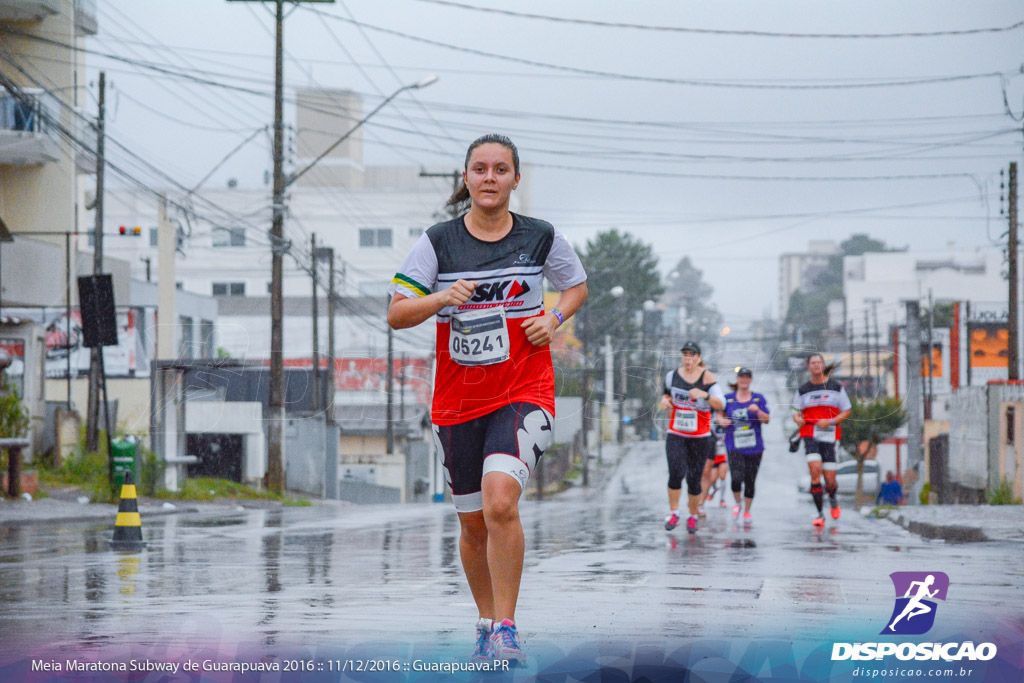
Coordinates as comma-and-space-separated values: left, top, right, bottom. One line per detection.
671, 408, 698, 433
449, 307, 510, 366
813, 425, 837, 444
734, 428, 757, 450
715, 437, 727, 456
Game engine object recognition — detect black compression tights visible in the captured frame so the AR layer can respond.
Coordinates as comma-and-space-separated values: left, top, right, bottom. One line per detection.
727, 452, 763, 500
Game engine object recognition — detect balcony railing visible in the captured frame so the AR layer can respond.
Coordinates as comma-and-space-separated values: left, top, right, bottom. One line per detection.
74, 0, 97, 35
0, 0, 61, 24
0, 89, 60, 166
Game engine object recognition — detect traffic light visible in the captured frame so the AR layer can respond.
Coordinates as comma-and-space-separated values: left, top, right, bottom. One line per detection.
118, 225, 142, 236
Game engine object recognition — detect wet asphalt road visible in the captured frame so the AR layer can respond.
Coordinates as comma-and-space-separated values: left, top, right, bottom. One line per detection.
1, 373, 1021, 658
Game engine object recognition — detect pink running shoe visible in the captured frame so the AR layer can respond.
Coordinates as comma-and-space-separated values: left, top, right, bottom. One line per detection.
687, 515, 697, 534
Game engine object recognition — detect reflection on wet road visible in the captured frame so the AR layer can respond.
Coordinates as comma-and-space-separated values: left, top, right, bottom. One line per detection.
1, 374, 1021, 654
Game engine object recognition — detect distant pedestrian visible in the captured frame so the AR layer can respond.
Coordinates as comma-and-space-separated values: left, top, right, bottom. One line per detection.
388, 134, 588, 665
876, 471, 904, 506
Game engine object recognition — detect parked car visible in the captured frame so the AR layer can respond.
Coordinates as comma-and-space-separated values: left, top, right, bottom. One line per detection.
797, 459, 881, 497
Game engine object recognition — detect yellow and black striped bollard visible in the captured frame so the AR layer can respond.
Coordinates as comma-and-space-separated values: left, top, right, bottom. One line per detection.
110, 470, 146, 551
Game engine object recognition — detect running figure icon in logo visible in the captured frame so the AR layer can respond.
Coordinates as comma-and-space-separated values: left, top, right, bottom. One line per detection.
882, 571, 950, 635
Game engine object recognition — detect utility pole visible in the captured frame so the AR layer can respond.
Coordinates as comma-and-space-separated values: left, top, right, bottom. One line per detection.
399, 352, 406, 423
1009, 162, 1019, 380
311, 233, 320, 413
905, 301, 923, 474
419, 170, 462, 217
872, 300, 882, 394
864, 308, 871, 393
926, 290, 935, 420
323, 248, 336, 424
1010, 161, 1019, 380
965, 301, 973, 387
85, 71, 105, 452
386, 294, 394, 455
266, 0, 286, 493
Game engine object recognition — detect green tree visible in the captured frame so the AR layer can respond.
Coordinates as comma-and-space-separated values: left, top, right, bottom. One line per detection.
662, 256, 723, 352
575, 229, 664, 355
783, 234, 897, 348
840, 396, 907, 503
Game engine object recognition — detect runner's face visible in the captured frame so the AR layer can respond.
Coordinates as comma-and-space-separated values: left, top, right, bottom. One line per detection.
737, 375, 751, 390
464, 143, 519, 211
808, 356, 825, 376
681, 351, 699, 371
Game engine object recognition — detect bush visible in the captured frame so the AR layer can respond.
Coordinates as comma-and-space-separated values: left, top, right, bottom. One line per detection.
919, 481, 931, 506
0, 376, 29, 439
987, 477, 1022, 505
138, 445, 165, 496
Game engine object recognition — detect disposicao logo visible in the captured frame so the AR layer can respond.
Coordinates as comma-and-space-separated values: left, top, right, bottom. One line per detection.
882, 571, 949, 635
832, 571, 997, 662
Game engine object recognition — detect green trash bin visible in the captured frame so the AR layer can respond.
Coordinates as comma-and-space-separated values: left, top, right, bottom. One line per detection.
111, 436, 139, 490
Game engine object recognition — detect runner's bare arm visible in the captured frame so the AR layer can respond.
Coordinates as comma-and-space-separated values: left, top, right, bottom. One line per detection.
388, 279, 477, 329
522, 281, 588, 347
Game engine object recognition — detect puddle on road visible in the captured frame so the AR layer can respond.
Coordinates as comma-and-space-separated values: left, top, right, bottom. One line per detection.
176, 516, 247, 528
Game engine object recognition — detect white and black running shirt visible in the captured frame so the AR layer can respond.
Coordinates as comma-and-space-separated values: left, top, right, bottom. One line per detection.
389, 213, 587, 425
792, 380, 852, 440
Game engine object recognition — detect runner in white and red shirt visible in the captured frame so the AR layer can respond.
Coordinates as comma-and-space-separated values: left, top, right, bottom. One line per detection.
659, 341, 726, 535
791, 352, 852, 528
388, 134, 587, 665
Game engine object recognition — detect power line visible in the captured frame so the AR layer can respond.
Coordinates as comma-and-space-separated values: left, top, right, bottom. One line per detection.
412, 0, 1024, 39
300, 7, 1019, 91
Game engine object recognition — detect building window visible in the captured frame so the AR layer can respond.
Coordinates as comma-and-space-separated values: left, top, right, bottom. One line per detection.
212, 226, 245, 247
212, 282, 245, 296
149, 227, 158, 247
359, 228, 392, 248
1007, 406, 1015, 446
201, 319, 215, 359
409, 227, 424, 238
179, 316, 193, 360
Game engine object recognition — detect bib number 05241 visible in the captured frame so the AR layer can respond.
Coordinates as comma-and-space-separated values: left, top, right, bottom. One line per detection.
449, 307, 511, 366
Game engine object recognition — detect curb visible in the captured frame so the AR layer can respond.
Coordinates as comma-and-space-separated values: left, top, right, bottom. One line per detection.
881, 510, 988, 543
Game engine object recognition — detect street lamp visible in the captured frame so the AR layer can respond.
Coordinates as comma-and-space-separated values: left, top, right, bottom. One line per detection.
287, 75, 439, 188
578, 285, 624, 483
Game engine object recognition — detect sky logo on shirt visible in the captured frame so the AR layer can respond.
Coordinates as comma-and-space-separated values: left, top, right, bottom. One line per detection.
470, 279, 532, 303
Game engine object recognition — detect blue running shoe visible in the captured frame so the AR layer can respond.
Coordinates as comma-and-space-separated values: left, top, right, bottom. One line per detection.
490, 619, 526, 666
471, 618, 493, 663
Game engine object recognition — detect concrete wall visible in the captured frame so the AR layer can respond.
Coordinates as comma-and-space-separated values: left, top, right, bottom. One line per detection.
948, 383, 1024, 500
948, 386, 988, 491
44, 376, 151, 434
284, 416, 325, 497
987, 383, 1024, 497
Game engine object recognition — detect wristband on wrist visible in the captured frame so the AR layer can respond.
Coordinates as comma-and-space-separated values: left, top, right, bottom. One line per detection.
829, 418, 836, 426
550, 308, 565, 326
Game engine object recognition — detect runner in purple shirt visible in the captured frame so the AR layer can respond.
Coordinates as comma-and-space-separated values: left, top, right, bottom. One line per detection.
717, 367, 770, 526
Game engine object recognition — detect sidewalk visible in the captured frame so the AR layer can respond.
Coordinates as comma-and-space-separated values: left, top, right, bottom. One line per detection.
873, 504, 1024, 544
0, 486, 309, 526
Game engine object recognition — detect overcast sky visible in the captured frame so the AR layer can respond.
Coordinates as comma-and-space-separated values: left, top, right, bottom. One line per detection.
87, 0, 1024, 323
